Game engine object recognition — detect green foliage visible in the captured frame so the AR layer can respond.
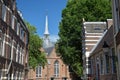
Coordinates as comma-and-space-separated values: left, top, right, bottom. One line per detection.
26, 22, 47, 69
56, 0, 112, 76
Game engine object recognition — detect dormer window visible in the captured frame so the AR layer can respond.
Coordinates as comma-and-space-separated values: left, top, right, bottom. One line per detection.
94, 27, 101, 30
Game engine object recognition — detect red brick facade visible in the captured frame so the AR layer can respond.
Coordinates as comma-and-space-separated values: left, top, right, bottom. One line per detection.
28, 47, 71, 80
89, 20, 117, 80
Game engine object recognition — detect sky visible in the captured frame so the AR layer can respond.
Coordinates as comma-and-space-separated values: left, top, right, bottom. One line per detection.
16, 0, 67, 42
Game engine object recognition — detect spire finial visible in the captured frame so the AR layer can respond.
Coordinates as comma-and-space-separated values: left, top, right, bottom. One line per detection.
44, 14, 49, 35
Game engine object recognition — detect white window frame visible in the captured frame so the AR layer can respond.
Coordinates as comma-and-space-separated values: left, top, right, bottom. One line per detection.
16, 45, 19, 62
17, 23, 20, 35
36, 65, 42, 77
11, 15, 15, 29
22, 49, 24, 64
2, 4, 7, 22
54, 61, 59, 77
95, 56, 100, 80
2, 34, 6, 57
20, 29, 24, 41
19, 47, 22, 64
10, 40, 14, 60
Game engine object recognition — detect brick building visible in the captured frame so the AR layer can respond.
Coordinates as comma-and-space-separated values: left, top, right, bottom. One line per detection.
89, 19, 117, 80
0, 0, 29, 79
112, 0, 120, 80
82, 21, 107, 80
28, 15, 71, 80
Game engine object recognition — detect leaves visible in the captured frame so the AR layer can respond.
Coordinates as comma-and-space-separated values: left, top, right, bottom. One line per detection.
56, 0, 112, 76
26, 22, 47, 69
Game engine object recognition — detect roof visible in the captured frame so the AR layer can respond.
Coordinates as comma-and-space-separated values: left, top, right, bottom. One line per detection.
43, 46, 54, 56
90, 25, 114, 56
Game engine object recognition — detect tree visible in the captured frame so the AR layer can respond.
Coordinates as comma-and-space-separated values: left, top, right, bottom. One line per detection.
56, 0, 112, 76
26, 22, 47, 69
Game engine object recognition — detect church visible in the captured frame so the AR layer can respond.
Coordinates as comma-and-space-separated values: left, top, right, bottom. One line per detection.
28, 15, 71, 80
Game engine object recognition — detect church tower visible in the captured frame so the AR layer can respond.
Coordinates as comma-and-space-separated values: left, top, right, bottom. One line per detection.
43, 15, 53, 48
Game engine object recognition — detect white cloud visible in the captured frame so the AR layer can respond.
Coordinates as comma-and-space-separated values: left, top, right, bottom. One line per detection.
50, 35, 59, 42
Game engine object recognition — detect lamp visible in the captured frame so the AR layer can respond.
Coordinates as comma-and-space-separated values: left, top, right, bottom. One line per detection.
102, 41, 113, 58
102, 41, 109, 53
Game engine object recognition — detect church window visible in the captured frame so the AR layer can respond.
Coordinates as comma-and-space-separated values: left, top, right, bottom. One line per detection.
36, 65, 42, 77
54, 60, 59, 77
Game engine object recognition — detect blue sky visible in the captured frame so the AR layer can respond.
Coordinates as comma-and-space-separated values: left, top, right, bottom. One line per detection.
16, 0, 67, 42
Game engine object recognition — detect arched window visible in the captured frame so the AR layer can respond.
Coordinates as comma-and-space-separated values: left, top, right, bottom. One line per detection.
54, 60, 59, 77
36, 65, 42, 77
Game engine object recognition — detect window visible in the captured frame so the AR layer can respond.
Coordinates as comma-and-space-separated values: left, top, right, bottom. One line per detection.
10, 40, 14, 60
11, 14, 15, 29
26, 34, 28, 45
19, 47, 22, 64
14, 19, 17, 33
16, 45, 20, 62
94, 27, 101, 30
7, 36, 12, 59
20, 28, 24, 41
105, 52, 110, 73
0, 30, 3, 56
13, 71, 16, 80
13, 41, 17, 61
11, 15, 15, 29
1, 33, 5, 57
112, 48, 116, 73
100, 54, 104, 74
18, 47, 23, 64
36, 65, 42, 77
17, 23, 20, 35
54, 61, 59, 77
91, 59, 94, 74
21, 49, 24, 64
2, 4, 6, 21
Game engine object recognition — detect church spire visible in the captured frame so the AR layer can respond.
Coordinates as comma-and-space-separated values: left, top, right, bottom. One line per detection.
43, 14, 51, 47
44, 15, 49, 35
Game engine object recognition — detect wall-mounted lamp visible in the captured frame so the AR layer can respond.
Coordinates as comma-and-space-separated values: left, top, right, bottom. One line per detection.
102, 41, 113, 58
102, 41, 109, 53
